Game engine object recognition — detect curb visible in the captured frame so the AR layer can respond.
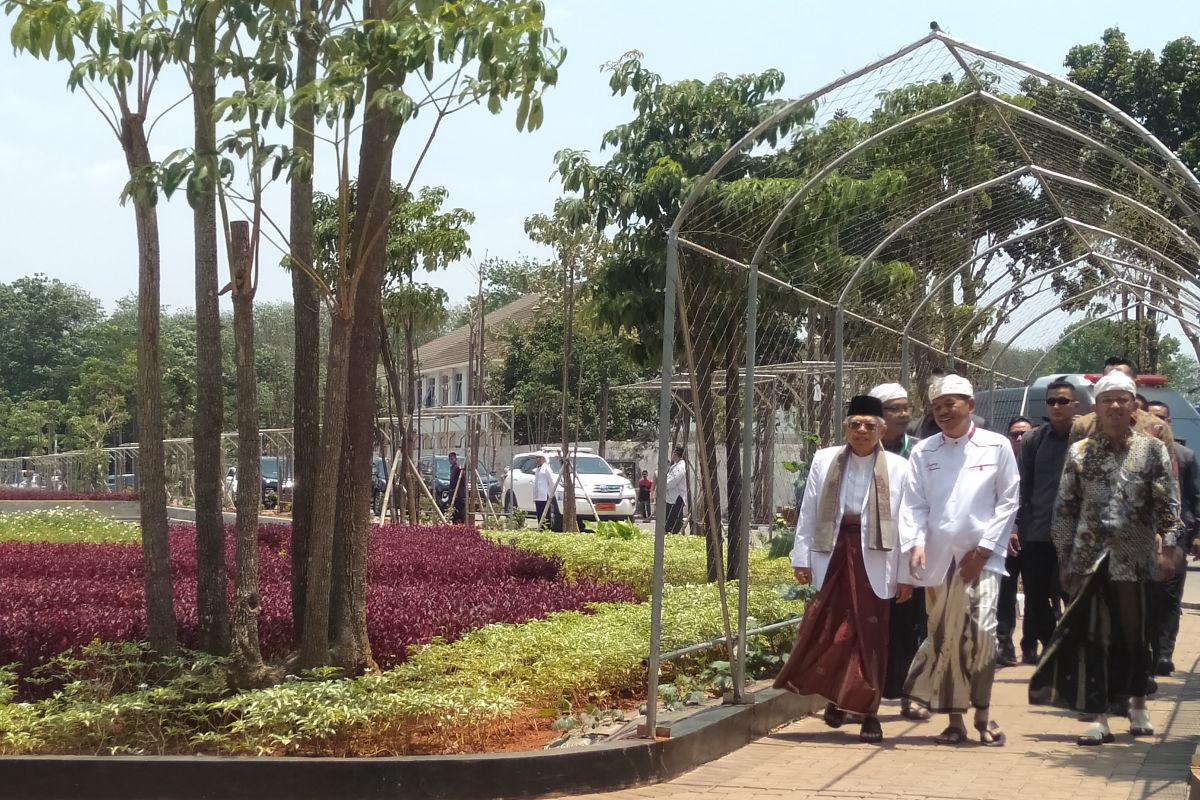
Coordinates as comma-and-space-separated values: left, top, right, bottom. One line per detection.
166, 506, 293, 527
0, 690, 812, 800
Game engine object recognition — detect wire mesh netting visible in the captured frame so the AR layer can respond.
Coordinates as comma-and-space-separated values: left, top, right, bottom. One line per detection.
643, 28, 1200, 722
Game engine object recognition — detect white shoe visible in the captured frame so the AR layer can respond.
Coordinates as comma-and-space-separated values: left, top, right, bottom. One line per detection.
1129, 707, 1153, 737
1077, 720, 1113, 746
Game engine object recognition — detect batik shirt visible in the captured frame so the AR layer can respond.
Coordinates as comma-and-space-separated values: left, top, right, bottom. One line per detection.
1052, 429, 1181, 581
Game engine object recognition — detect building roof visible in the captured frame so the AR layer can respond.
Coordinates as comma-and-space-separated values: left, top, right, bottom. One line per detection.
416, 293, 545, 372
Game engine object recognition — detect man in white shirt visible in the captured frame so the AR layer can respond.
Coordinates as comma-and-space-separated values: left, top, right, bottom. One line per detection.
532, 454, 556, 528
899, 375, 1020, 747
774, 395, 912, 744
664, 445, 689, 534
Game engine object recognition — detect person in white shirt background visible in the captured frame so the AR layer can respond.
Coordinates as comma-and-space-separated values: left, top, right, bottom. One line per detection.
533, 453, 556, 528
899, 375, 1020, 747
664, 445, 689, 534
773, 394, 912, 744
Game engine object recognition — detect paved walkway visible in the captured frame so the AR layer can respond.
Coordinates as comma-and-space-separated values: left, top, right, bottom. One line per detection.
577, 567, 1200, 800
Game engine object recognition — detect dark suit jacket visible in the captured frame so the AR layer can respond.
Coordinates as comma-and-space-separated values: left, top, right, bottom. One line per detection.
1177, 443, 1200, 549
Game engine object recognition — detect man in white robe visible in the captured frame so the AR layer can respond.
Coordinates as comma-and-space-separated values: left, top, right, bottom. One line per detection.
774, 394, 911, 743
899, 375, 1020, 746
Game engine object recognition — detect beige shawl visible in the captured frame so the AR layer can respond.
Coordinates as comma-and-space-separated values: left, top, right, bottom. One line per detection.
813, 445, 895, 553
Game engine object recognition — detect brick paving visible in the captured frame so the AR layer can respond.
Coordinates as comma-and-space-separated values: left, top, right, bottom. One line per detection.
573, 568, 1200, 800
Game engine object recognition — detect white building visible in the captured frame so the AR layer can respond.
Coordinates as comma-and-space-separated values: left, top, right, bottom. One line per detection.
409, 293, 544, 456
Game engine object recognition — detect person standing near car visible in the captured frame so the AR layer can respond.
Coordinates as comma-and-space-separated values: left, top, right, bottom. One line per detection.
533, 453, 556, 528
637, 470, 653, 521
448, 451, 467, 524
665, 445, 689, 534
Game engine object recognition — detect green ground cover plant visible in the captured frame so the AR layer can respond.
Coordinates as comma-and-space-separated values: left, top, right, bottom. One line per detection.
0, 509, 140, 544
0, 584, 799, 756
484, 526, 795, 598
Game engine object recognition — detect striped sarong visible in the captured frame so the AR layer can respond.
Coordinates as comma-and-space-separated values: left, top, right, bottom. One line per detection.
903, 563, 1000, 713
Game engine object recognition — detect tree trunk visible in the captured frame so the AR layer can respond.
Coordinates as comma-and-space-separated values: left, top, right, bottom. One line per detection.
560, 254, 578, 532
694, 332, 723, 582
326, 23, 399, 671
597, 361, 609, 459
191, 2, 228, 656
752, 381, 776, 523
122, 113, 176, 654
724, 341, 743, 582
289, 0, 321, 644
298, 313, 352, 668
229, 221, 272, 687
403, 317, 420, 522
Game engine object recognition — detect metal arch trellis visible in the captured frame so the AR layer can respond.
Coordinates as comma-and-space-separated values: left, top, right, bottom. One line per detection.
643, 27, 1200, 739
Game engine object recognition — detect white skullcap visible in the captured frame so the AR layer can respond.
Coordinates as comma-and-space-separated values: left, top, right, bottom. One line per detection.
928, 374, 974, 402
1092, 371, 1137, 398
869, 383, 909, 404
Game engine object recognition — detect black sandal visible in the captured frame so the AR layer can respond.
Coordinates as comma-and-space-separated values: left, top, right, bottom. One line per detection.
976, 719, 1006, 747
823, 702, 845, 729
935, 725, 968, 745
859, 716, 883, 743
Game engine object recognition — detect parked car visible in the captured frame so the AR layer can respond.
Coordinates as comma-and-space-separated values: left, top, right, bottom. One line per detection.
224, 456, 291, 509
417, 455, 502, 510
974, 373, 1200, 447
502, 447, 637, 528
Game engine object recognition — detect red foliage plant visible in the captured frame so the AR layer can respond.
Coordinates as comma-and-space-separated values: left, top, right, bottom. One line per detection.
0, 488, 139, 501
0, 524, 633, 676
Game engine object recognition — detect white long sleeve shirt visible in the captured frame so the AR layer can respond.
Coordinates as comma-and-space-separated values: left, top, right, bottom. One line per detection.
899, 424, 1020, 587
533, 463, 556, 502
790, 446, 909, 600
665, 460, 689, 505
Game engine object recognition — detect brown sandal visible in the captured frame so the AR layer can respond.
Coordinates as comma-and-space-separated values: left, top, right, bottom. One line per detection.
859, 716, 883, 743
823, 702, 845, 729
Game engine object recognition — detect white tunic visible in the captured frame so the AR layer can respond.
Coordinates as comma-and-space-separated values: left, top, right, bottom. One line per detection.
898, 425, 1020, 587
534, 463, 556, 502
665, 460, 689, 505
789, 446, 909, 600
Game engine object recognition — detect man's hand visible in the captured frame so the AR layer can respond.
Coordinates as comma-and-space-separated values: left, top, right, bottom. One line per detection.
793, 567, 813, 586
896, 583, 914, 603
1157, 545, 1178, 580
909, 546, 926, 577
1191, 539, 1200, 562
1008, 535, 1021, 557
958, 547, 990, 584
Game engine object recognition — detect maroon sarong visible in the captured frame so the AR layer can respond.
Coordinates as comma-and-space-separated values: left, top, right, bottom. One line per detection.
773, 515, 891, 715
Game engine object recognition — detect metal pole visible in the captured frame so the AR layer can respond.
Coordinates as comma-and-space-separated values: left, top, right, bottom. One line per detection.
734, 243, 758, 705
900, 335, 910, 386
833, 306, 845, 441
643, 230, 679, 739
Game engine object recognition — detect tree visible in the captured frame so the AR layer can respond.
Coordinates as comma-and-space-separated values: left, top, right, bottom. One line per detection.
179, 0, 228, 656
0, 275, 104, 402
1060, 29, 1200, 363
7, 0, 181, 652
289, 0, 564, 672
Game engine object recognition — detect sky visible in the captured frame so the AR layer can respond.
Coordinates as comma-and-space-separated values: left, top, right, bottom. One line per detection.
0, 0, 1194, 317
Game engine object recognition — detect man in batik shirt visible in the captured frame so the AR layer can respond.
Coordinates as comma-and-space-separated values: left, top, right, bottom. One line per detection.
1029, 371, 1181, 746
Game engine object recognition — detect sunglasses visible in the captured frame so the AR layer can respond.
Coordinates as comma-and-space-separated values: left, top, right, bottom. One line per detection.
847, 420, 879, 431
1045, 397, 1073, 407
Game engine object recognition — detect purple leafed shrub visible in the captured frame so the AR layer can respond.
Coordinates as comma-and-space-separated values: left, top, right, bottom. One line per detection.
0, 524, 634, 673
0, 488, 139, 501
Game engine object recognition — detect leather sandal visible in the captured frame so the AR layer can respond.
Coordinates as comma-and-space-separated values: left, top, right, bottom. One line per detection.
900, 700, 931, 721
976, 719, 1006, 747
823, 702, 845, 729
935, 725, 968, 745
859, 716, 883, 744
